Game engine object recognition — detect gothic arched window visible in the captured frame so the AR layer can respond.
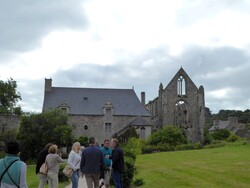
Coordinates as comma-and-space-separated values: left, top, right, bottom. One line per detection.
177, 75, 186, 96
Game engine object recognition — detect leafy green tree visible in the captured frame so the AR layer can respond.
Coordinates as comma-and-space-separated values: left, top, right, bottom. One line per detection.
17, 109, 74, 160
148, 125, 187, 147
0, 78, 22, 114
210, 129, 231, 140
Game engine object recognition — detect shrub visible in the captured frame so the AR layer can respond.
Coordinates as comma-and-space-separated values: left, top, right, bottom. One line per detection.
226, 133, 240, 142
133, 177, 145, 186
147, 125, 187, 147
210, 129, 230, 140
123, 156, 136, 188
125, 137, 145, 156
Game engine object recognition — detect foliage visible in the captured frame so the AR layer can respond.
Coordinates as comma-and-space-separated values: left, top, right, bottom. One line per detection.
123, 156, 136, 188
226, 133, 240, 142
117, 127, 139, 144
203, 127, 214, 145
0, 128, 18, 143
133, 177, 145, 186
125, 137, 145, 156
0, 78, 22, 115
210, 129, 231, 140
17, 109, 74, 160
74, 136, 88, 147
147, 125, 187, 146
212, 109, 250, 123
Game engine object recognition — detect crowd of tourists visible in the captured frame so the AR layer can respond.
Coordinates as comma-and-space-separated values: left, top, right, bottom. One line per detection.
0, 137, 124, 188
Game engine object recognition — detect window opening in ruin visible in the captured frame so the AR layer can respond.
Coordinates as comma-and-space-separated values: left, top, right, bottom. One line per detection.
105, 123, 111, 133
177, 75, 186, 96
84, 125, 88, 131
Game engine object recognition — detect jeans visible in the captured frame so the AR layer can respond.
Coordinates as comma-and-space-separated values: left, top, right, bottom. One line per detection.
71, 170, 80, 188
113, 170, 123, 188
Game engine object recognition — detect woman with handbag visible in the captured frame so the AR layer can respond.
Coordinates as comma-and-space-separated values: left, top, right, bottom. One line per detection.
45, 144, 65, 188
67, 142, 81, 188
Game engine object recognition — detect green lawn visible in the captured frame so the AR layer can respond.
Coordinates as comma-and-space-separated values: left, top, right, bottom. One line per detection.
134, 144, 250, 188
27, 164, 69, 188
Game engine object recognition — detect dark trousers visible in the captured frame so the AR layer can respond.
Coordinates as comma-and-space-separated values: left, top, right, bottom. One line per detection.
113, 170, 123, 188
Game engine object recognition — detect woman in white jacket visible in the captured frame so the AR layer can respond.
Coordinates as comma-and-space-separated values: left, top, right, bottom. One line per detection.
68, 142, 81, 188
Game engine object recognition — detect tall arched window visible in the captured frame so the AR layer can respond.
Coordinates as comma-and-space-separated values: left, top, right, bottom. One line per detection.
177, 75, 186, 96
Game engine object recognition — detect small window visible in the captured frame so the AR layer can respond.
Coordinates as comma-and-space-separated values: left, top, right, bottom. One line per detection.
105, 123, 111, 133
60, 107, 68, 114
84, 125, 88, 131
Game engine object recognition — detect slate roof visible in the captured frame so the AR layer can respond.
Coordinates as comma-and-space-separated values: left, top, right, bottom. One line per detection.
43, 87, 150, 116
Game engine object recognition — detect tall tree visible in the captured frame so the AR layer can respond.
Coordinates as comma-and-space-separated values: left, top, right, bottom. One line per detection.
17, 109, 74, 160
0, 78, 22, 114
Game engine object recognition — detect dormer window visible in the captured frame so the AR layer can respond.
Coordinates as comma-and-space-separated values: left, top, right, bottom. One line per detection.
58, 100, 70, 114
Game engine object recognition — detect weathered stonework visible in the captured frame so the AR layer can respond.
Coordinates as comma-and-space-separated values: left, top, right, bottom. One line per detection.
0, 115, 20, 132
146, 68, 205, 143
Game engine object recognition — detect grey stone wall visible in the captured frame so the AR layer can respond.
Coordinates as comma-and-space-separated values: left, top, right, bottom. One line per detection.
0, 115, 20, 132
68, 115, 149, 143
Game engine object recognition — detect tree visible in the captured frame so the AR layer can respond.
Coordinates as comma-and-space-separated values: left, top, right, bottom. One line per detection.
17, 109, 74, 160
0, 78, 22, 114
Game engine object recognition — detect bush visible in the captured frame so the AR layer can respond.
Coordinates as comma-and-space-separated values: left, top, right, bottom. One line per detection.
147, 125, 187, 147
123, 156, 136, 188
226, 133, 240, 142
125, 137, 145, 156
210, 129, 230, 140
133, 177, 145, 186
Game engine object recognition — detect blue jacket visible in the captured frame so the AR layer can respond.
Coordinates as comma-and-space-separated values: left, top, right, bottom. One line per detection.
0, 155, 28, 188
101, 146, 112, 167
80, 145, 104, 174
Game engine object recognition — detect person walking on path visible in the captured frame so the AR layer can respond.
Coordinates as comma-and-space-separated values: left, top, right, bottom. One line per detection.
101, 139, 112, 188
0, 140, 28, 188
111, 138, 124, 188
45, 144, 65, 188
67, 142, 81, 188
36, 143, 53, 188
80, 137, 104, 188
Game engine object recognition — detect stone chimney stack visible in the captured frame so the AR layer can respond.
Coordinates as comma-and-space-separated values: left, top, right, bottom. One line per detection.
45, 78, 52, 92
141, 92, 145, 106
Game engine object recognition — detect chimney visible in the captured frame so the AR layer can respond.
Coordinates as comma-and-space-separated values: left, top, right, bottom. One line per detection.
45, 78, 52, 92
141, 92, 145, 106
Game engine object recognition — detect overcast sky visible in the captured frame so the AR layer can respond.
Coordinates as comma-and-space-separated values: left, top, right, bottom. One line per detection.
1, 0, 250, 114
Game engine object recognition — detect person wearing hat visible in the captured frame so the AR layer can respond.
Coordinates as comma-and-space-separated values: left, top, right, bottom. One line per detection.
80, 137, 104, 188
0, 140, 28, 188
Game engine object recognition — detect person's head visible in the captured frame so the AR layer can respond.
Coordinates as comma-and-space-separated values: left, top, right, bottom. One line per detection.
103, 139, 110, 148
45, 143, 53, 150
5, 140, 21, 155
71, 142, 81, 152
111, 138, 118, 149
48, 144, 58, 154
89, 137, 95, 145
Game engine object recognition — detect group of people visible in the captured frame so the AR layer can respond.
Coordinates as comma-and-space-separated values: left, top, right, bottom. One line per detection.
0, 137, 124, 188
35, 137, 124, 188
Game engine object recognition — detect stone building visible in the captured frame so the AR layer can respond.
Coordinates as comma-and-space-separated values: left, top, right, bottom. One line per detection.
42, 79, 152, 143
209, 117, 250, 138
146, 67, 205, 143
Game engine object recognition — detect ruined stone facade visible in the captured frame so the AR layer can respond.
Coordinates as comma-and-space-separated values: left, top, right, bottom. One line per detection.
146, 68, 205, 143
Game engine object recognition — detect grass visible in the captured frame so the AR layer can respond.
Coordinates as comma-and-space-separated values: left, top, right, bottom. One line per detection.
27, 164, 69, 188
134, 143, 250, 188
